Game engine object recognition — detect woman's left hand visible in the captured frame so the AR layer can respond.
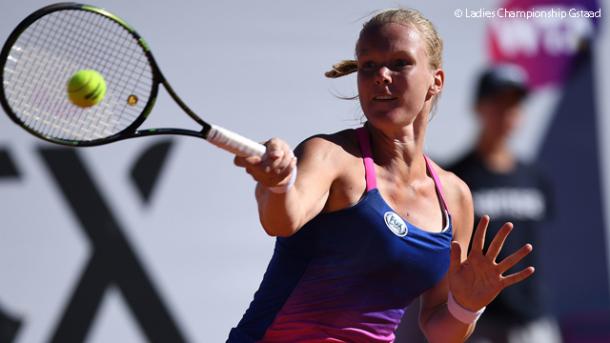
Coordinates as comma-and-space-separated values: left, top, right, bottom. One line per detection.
448, 215, 535, 311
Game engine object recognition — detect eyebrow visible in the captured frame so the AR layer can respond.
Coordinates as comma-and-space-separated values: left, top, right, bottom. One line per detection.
356, 47, 415, 58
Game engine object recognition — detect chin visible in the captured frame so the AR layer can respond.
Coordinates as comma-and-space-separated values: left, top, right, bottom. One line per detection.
365, 109, 414, 127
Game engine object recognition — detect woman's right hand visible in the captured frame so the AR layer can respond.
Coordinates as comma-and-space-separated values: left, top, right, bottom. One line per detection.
233, 135, 339, 236
234, 138, 297, 190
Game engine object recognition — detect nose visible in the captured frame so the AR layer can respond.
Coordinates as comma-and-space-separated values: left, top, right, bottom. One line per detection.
374, 66, 392, 85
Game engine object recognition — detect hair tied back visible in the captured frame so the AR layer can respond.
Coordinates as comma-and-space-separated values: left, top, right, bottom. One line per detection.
325, 60, 358, 78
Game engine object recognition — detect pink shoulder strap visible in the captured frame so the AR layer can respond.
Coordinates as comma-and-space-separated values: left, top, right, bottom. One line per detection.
423, 155, 450, 214
355, 127, 449, 213
355, 127, 377, 192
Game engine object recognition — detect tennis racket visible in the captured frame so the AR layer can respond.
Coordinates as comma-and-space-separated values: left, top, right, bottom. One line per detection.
0, 2, 266, 156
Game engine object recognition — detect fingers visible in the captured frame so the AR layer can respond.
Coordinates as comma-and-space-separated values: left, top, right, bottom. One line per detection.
502, 266, 535, 288
497, 244, 533, 274
234, 138, 295, 187
486, 222, 513, 261
262, 139, 296, 182
233, 155, 261, 168
264, 149, 294, 176
269, 154, 296, 182
263, 140, 288, 169
471, 215, 490, 253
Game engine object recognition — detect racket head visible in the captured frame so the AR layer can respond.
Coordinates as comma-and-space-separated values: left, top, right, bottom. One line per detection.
0, 3, 161, 146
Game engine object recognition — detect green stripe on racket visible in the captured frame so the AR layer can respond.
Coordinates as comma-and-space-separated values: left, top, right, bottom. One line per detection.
0, 2, 266, 156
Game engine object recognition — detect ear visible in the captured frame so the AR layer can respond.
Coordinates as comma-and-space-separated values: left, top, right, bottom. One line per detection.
427, 68, 445, 99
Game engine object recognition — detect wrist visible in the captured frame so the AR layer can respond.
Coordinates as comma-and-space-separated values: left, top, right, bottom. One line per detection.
267, 166, 297, 194
447, 291, 485, 324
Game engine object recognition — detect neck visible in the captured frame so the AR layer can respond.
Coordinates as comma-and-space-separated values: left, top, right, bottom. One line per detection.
365, 113, 428, 181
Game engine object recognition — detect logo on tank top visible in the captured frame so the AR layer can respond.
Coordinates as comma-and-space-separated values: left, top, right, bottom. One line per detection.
384, 211, 408, 237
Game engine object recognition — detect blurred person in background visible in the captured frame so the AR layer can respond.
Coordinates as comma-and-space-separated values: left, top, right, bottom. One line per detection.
449, 64, 562, 343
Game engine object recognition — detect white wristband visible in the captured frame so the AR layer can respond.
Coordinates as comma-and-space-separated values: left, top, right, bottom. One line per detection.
267, 167, 297, 194
447, 291, 486, 324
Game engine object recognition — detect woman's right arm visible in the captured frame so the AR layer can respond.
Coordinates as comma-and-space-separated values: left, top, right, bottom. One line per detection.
234, 136, 340, 237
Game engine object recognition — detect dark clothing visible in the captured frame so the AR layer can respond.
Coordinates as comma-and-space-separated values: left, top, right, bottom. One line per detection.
449, 151, 552, 324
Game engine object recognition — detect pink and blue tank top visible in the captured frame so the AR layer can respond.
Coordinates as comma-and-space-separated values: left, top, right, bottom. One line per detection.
228, 127, 453, 342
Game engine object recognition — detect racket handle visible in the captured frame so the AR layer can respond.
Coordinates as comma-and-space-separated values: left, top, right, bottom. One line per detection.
206, 124, 266, 156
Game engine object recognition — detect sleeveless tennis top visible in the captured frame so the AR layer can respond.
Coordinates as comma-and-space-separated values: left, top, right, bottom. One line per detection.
228, 127, 453, 343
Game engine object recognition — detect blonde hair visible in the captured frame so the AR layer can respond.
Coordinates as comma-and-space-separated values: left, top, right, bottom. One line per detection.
325, 8, 443, 78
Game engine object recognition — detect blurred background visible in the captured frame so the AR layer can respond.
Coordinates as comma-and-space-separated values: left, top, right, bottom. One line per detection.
0, 0, 608, 342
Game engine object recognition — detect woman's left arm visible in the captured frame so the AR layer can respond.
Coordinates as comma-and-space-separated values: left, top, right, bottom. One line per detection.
419, 175, 535, 343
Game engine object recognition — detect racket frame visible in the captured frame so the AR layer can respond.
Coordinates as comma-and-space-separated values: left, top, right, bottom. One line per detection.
0, 2, 230, 148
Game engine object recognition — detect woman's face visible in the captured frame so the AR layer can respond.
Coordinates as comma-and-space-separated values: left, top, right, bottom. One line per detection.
356, 23, 442, 129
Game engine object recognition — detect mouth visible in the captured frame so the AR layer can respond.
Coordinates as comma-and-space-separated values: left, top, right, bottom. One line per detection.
373, 95, 397, 101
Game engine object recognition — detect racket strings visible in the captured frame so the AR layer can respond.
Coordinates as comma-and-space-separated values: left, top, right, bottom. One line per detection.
24, 13, 91, 137
11, 12, 99, 137
2, 9, 154, 142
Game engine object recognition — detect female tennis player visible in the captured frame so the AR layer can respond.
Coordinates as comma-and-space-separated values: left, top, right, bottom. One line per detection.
229, 8, 535, 343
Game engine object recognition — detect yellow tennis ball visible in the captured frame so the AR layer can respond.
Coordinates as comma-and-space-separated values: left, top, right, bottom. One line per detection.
67, 70, 106, 108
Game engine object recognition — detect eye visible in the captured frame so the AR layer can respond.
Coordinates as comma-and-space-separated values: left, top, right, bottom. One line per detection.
390, 59, 410, 70
359, 60, 377, 71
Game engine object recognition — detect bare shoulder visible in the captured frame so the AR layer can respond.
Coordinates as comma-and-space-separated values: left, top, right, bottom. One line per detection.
294, 129, 360, 161
426, 158, 471, 204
